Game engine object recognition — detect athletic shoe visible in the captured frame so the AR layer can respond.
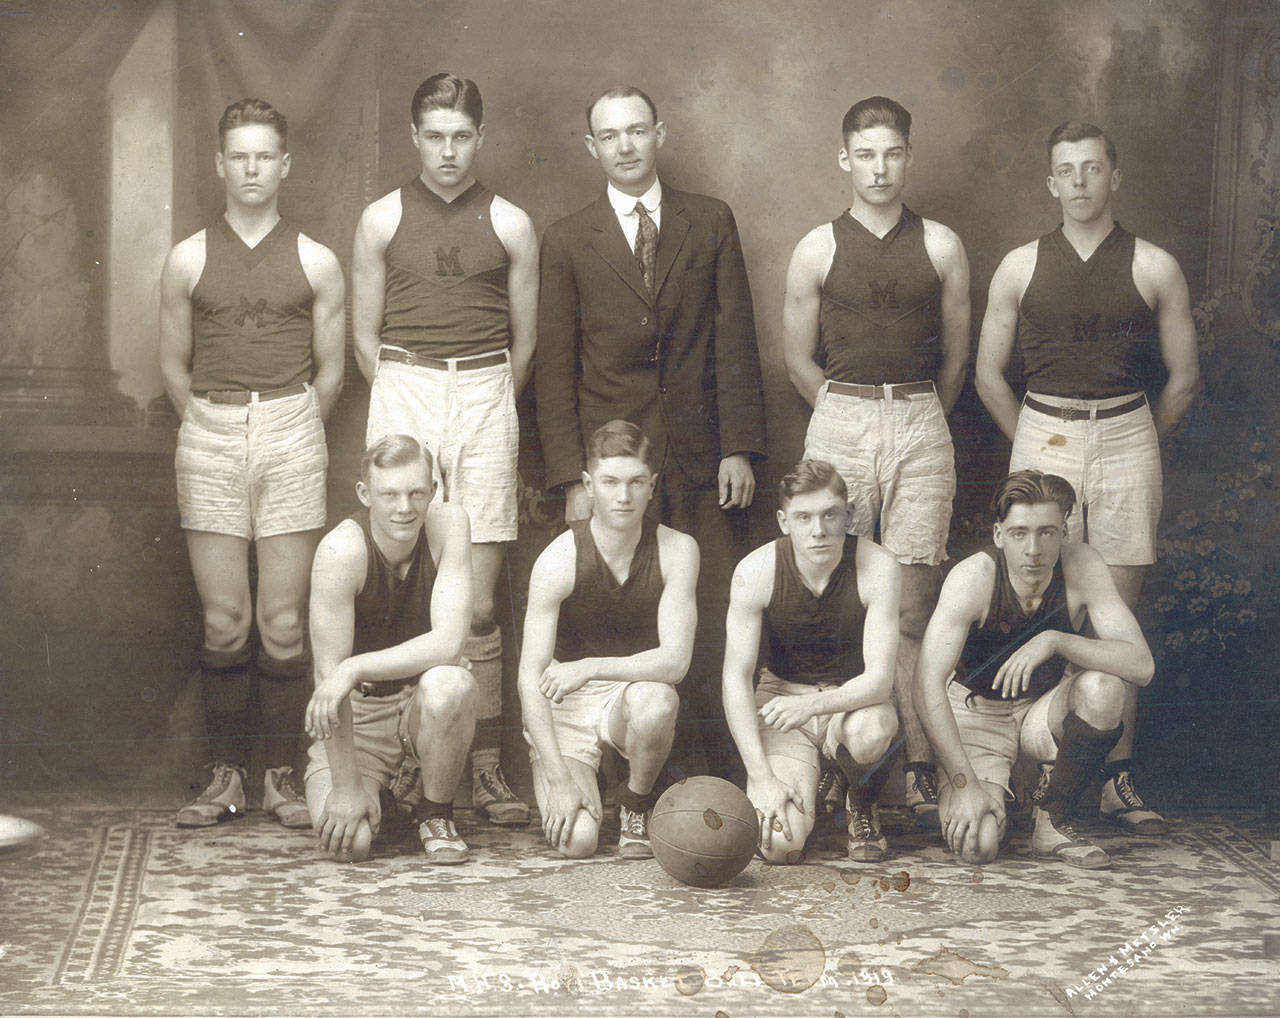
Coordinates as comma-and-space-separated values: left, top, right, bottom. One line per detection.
618, 804, 653, 859
175, 762, 246, 828
388, 758, 422, 821
472, 763, 531, 827
846, 800, 887, 863
904, 763, 941, 831
262, 766, 311, 829
1100, 770, 1166, 836
418, 817, 469, 864
1031, 806, 1111, 869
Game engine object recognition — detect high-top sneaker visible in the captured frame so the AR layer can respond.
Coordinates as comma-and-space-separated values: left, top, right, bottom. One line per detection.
903, 762, 941, 831
1031, 805, 1112, 869
846, 799, 887, 863
1100, 767, 1166, 836
472, 761, 531, 827
176, 762, 247, 828
617, 803, 653, 859
263, 766, 311, 829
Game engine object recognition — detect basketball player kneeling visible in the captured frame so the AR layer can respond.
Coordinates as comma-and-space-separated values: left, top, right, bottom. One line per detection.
303, 435, 477, 864
519, 421, 700, 859
914, 471, 1155, 868
723, 459, 902, 865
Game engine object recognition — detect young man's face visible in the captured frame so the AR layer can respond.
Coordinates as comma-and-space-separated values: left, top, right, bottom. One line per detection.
585, 95, 665, 197
777, 486, 851, 570
358, 458, 435, 544
839, 126, 910, 208
1046, 137, 1120, 225
583, 454, 656, 527
217, 124, 289, 207
411, 108, 483, 192
993, 502, 1067, 586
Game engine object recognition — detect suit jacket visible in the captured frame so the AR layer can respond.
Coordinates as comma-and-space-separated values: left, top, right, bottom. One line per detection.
536, 183, 766, 491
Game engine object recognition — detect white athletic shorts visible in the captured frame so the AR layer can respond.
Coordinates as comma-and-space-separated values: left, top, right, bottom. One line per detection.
525, 669, 627, 772
1009, 392, 1161, 566
803, 381, 955, 566
366, 346, 518, 543
943, 676, 1063, 797
175, 385, 327, 540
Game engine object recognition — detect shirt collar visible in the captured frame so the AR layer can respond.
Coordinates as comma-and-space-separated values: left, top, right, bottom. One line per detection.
607, 178, 662, 217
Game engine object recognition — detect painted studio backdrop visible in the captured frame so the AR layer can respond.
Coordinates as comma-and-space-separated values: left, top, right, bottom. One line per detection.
0, 0, 1276, 806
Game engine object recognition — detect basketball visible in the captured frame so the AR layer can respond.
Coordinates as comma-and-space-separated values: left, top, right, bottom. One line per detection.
0, 814, 45, 853
649, 776, 757, 888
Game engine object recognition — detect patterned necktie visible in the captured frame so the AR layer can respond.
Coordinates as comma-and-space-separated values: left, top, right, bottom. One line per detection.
634, 200, 657, 294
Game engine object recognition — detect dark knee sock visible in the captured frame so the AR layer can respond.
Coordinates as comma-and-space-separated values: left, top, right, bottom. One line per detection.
1037, 711, 1124, 817
617, 785, 658, 815
199, 644, 254, 769
414, 798, 454, 822
837, 744, 895, 807
255, 651, 311, 771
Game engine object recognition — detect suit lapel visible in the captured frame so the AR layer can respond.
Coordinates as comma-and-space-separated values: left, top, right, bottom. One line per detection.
653, 186, 690, 297
587, 193, 651, 305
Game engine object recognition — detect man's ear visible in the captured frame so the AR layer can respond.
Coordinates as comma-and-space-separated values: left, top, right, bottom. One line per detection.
777, 508, 790, 534
356, 480, 371, 508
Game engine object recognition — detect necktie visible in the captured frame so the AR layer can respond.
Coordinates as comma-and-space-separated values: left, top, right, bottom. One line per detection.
634, 201, 657, 294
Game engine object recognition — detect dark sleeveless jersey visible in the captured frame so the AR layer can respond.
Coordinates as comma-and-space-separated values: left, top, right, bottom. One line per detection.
190, 217, 314, 394
817, 206, 942, 385
554, 516, 663, 663
350, 510, 437, 658
954, 547, 1083, 702
763, 535, 867, 685
1016, 223, 1159, 398
381, 178, 510, 357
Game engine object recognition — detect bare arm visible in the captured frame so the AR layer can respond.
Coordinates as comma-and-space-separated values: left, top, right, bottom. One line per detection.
924, 220, 971, 414
914, 555, 990, 791
559, 529, 699, 686
1057, 545, 1155, 684
975, 247, 1034, 441
721, 548, 774, 782
158, 235, 203, 420
808, 540, 900, 715
492, 196, 539, 395
343, 504, 472, 685
517, 536, 577, 781
1138, 242, 1201, 439
351, 195, 398, 385
299, 235, 346, 419
782, 227, 834, 408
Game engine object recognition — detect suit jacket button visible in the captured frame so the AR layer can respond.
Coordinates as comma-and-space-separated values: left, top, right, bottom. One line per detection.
641, 316, 649, 326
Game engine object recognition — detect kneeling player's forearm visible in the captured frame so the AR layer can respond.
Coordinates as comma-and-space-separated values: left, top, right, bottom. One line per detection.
819, 671, 894, 715
584, 648, 689, 686
347, 632, 466, 687
1052, 632, 1154, 686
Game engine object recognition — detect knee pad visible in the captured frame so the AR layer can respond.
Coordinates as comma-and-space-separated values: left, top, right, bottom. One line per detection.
464, 628, 502, 721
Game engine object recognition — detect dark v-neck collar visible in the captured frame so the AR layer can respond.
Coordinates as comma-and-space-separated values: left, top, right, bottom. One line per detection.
219, 214, 287, 268
1053, 220, 1121, 274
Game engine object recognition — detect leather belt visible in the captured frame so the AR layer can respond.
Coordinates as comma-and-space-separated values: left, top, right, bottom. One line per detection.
826, 379, 936, 400
200, 382, 308, 405
357, 677, 416, 698
379, 348, 507, 371
1023, 393, 1146, 422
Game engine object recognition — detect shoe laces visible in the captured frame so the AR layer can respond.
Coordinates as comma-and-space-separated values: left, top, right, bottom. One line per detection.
1112, 771, 1146, 809
476, 764, 518, 802
272, 767, 303, 802
848, 805, 879, 841
196, 762, 243, 802
421, 816, 459, 842
912, 768, 939, 804
619, 805, 648, 837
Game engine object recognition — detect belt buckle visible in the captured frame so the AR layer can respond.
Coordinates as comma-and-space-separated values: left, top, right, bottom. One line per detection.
1060, 406, 1087, 422
356, 681, 376, 697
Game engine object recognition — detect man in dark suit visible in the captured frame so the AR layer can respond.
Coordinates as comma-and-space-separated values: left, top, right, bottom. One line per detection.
536, 85, 766, 783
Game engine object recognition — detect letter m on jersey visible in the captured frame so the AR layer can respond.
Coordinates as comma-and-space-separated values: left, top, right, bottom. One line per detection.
435, 246, 465, 276
1071, 314, 1101, 343
868, 279, 900, 310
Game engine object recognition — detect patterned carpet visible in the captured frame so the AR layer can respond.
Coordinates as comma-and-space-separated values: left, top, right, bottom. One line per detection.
0, 805, 1277, 1017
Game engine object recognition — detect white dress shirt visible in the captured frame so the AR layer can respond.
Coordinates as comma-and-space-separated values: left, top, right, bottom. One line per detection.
606, 179, 663, 253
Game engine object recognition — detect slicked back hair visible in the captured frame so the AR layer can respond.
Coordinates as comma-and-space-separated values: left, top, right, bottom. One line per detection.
586, 85, 658, 134
360, 434, 433, 484
991, 469, 1077, 523
779, 458, 848, 508
1048, 119, 1117, 168
585, 419, 654, 471
219, 98, 287, 151
412, 73, 483, 128
842, 95, 911, 145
